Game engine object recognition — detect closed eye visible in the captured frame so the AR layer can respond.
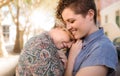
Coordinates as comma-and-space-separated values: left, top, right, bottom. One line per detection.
67, 19, 75, 24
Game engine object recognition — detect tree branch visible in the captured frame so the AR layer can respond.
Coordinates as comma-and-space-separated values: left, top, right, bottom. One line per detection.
8, 3, 17, 25
0, 0, 13, 8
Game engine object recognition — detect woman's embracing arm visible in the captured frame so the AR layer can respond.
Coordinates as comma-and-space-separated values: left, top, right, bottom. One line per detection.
65, 40, 83, 76
76, 65, 108, 76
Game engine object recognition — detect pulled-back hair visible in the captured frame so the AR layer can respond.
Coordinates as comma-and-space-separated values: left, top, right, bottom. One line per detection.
53, 21, 74, 41
56, 0, 97, 24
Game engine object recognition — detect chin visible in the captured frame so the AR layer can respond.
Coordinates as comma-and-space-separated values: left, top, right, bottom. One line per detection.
57, 47, 62, 50
74, 35, 80, 39
74, 36, 79, 39
74, 35, 84, 40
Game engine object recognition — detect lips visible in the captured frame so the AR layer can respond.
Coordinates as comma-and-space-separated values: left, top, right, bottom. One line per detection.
72, 31, 76, 35
71, 29, 77, 35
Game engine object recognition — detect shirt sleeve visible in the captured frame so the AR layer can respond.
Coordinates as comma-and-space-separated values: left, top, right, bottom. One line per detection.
18, 34, 65, 76
80, 43, 118, 74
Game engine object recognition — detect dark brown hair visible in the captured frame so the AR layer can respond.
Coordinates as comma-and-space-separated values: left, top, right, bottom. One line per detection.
56, 0, 97, 24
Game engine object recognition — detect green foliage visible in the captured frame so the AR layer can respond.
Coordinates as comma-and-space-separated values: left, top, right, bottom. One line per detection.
23, 0, 32, 5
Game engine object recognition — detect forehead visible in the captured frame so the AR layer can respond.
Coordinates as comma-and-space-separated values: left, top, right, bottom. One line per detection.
58, 29, 70, 36
59, 29, 68, 35
62, 8, 76, 20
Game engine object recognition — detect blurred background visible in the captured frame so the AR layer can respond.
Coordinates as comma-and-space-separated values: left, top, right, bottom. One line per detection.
0, 0, 120, 76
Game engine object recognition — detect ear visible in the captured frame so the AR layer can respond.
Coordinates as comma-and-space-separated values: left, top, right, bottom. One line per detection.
86, 9, 95, 21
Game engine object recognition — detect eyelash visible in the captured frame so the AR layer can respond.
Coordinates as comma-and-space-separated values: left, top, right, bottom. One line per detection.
64, 20, 75, 26
69, 20, 75, 23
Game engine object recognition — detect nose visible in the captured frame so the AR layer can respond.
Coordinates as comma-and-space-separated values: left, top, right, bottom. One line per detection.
66, 24, 72, 30
63, 42, 67, 48
66, 42, 73, 48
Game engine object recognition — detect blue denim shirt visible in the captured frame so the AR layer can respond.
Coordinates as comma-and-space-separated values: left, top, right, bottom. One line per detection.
73, 28, 118, 76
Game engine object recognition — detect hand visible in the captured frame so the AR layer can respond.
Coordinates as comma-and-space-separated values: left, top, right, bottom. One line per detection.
58, 50, 67, 69
69, 39, 83, 60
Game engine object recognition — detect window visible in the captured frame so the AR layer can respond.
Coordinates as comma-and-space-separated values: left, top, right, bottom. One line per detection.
116, 10, 120, 27
105, 15, 108, 23
105, 32, 108, 36
2, 25, 9, 42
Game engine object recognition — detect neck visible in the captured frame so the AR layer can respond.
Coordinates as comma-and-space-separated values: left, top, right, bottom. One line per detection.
87, 23, 99, 36
49, 29, 54, 41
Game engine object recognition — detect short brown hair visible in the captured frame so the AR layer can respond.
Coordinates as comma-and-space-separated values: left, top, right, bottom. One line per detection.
56, 0, 97, 24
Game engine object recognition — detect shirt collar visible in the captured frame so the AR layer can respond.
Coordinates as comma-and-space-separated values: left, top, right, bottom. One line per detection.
83, 27, 104, 46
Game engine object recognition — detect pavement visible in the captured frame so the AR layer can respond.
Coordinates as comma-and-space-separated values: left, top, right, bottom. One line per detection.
0, 55, 19, 76
0, 44, 19, 76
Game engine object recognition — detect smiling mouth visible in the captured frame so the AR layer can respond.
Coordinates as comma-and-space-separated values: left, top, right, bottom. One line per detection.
72, 31, 76, 35
71, 29, 77, 35
62, 43, 66, 48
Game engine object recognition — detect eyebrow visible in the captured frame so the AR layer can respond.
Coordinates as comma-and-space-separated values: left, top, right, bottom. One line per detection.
67, 18, 75, 21
66, 18, 76, 23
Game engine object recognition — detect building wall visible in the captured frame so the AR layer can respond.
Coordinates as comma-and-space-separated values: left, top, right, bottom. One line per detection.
95, 0, 101, 26
2, 24, 16, 45
9, 25, 16, 45
100, 0, 120, 10
100, 1, 120, 41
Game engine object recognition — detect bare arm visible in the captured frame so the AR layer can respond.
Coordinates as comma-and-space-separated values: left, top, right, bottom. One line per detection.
65, 39, 108, 76
65, 40, 83, 76
76, 66, 108, 76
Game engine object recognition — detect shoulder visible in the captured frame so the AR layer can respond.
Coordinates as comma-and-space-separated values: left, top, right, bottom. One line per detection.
80, 35, 118, 72
92, 35, 116, 53
26, 32, 49, 44
23, 32, 50, 50
89, 35, 117, 60
76, 65, 108, 76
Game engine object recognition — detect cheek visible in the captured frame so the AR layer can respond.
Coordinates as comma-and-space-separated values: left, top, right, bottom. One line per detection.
75, 24, 88, 39
55, 42, 61, 48
74, 20, 84, 30
77, 21, 88, 31
62, 37, 70, 43
54, 38, 61, 46
73, 21, 80, 28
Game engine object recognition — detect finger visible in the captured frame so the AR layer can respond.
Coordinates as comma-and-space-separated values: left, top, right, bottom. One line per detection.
73, 41, 82, 47
74, 39, 81, 44
62, 58, 67, 62
59, 55, 67, 59
58, 50, 64, 54
77, 39, 82, 43
58, 51, 67, 58
78, 41, 82, 45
